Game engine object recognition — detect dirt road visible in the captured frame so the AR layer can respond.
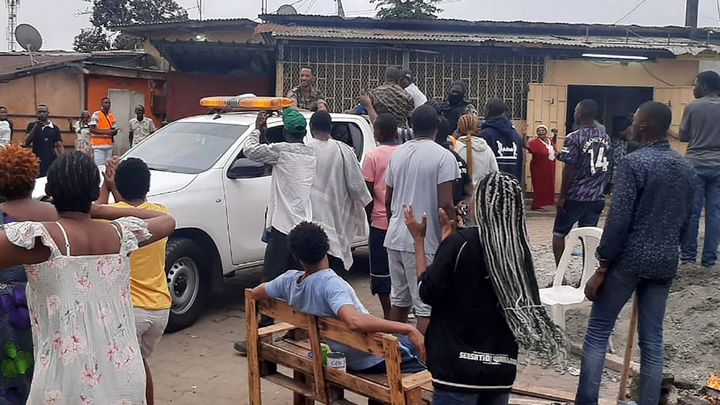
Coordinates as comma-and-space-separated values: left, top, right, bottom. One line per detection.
149, 213, 716, 404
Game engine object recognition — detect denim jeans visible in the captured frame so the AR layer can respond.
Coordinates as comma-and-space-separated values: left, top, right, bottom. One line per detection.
575, 270, 671, 405
681, 166, 720, 267
433, 389, 510, 405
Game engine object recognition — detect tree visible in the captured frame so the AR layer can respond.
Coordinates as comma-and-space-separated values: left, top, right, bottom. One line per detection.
73, 27, 111, 53
74, 0, 188, 52
370, 0, 442, 19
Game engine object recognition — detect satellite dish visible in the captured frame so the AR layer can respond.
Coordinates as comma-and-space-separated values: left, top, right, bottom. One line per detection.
277, 4, 298, 15
15, 24, 43, 52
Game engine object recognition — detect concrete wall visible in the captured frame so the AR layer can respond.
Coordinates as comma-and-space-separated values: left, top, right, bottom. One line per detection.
544, 59, 699, 87
0, 69, 84, 146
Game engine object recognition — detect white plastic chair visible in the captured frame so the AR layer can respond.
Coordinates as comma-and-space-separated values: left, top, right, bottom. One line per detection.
539, 227, 603, 330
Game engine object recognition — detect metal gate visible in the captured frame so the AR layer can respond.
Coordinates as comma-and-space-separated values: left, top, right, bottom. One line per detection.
280, 44, 545, 120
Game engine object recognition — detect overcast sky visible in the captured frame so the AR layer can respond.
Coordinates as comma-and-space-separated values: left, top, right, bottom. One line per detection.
0, 0, 718, 52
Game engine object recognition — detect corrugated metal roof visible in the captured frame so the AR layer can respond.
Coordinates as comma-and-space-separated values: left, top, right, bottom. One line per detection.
270, 25, 720, 56
117, 18, 257, 31
0, 53, 89, 81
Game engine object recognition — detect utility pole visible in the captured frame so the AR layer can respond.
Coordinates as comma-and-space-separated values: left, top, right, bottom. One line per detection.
6, 0, 20, 51
336, 0, 345, 17
685, 0, 699, 29
261, 0, 267, 14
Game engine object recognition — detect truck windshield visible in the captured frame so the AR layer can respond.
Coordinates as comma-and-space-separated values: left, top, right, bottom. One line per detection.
127, 122, 249, 174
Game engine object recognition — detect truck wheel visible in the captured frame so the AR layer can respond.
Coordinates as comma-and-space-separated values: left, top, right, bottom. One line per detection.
165, 238, 207, 332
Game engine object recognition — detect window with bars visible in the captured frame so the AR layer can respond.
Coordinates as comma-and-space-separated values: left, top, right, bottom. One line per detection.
280, 44, 545, 120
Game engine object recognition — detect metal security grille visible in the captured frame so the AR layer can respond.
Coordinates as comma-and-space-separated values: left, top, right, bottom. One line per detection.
280, 44, 545, 120
281, 45, 404, 112
410, 52, 545, 120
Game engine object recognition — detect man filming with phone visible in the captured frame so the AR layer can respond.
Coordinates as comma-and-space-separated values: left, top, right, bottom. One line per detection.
24, 104, 63, 177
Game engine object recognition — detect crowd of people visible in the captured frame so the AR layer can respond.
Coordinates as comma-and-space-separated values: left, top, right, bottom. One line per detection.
0, 97, 156, 175
0, 66, 717, 404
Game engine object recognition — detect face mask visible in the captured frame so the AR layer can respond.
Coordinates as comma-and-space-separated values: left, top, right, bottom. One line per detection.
448, 93, 464, 105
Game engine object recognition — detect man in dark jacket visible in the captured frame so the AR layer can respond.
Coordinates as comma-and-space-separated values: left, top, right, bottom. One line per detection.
440, 80, 477, 135
479, 98, 524, 181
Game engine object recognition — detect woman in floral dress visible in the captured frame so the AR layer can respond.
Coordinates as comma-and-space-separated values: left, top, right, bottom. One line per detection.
0, 152, 175, 404
0, 145, 58, 404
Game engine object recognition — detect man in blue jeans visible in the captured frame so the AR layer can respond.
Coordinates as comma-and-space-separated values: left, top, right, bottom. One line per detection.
680, 70, 720, 268
577, 102, 696, 405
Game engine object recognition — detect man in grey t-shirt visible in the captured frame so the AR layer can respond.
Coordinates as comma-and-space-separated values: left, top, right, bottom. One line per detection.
384, 105, 459, 334
679, 70, 720, 268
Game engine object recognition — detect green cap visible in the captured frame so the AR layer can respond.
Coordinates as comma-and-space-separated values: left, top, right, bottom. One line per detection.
282, 108, 307, 137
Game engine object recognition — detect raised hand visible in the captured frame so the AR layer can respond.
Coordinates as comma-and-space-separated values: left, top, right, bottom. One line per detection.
404, 204, 427, 241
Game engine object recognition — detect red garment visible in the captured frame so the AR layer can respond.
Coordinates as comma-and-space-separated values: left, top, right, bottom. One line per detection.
528, 138, 557, 208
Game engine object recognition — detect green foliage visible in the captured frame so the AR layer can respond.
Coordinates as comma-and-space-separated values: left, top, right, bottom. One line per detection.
73, 27, 112, 53
369, 0, 443, 19
73, 0, 188, 52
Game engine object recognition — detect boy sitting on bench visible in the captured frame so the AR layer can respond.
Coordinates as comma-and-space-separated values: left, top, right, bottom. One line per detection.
249, 221, 426, 373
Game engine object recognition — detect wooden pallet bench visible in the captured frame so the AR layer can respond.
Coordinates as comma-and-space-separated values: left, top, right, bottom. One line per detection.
245, 288, 433, 405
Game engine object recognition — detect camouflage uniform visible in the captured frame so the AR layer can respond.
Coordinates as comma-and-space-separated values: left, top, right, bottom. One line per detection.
287, 86, 327, 112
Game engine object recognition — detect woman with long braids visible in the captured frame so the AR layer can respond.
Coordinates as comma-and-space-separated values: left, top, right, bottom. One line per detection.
0, 145, 57, 404
406, 172, 564, 405
0, 151, 175, 403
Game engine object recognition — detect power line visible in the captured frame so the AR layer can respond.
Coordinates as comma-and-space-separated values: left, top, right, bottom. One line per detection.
613, 0, 648, 25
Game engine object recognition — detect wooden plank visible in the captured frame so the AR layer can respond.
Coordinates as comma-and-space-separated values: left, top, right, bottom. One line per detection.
258, 322, 297, 338
568, 340, 640, 375
261, 340, 391, 403
245, 289, 263, 405
258, 299, 309, 329
511, 382, 575, 401
401, 370, 432, 390
265, 373, 316, 398
404, 388, 422, 405
317, 317, 389, 356
293, 370, 313, 405
382, 337, 405, 405
618, 295, 639, 403
307, 315, 329, 403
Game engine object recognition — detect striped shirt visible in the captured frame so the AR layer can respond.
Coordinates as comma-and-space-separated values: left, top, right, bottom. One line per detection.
559, 126, 611, 202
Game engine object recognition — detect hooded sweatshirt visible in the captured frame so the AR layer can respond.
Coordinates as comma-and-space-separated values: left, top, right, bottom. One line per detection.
452, 136, 499, 187
479, 116, 524, 181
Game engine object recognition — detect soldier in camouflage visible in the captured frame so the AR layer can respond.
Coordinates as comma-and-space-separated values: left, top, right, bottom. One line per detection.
286, 67, 328, 112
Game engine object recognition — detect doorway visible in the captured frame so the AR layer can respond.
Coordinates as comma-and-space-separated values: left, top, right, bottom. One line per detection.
566, 85, 653, 137
109, 89, 146, 155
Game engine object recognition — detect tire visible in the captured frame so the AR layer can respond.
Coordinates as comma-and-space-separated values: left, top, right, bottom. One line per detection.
164, 237, 208, 332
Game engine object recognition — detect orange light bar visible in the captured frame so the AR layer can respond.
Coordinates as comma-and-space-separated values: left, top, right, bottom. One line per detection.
199, 96, 293, 110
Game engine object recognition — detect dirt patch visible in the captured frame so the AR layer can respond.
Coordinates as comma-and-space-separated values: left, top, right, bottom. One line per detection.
527, 211, 720, 387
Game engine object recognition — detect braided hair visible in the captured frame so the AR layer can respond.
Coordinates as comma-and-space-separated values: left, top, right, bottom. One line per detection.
475, 172, 565, 363
46, 152, 100, 213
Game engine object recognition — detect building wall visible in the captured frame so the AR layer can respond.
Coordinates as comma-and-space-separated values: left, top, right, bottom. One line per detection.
86, 75, 162, 154
544, 59, 699, 87
0, 69, 84, 146
165, 72, 273, 121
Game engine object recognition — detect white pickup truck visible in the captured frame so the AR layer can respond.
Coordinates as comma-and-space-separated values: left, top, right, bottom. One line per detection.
34, 111, 376, 331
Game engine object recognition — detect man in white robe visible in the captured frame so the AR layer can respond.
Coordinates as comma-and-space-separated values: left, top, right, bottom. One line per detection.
308, 111, 372, 271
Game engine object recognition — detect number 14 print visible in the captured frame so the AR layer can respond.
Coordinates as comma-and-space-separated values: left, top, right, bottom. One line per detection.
589, 147, 609, 175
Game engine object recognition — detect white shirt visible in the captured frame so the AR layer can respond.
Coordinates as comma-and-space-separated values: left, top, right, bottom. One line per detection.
309, 138, 372, 269
129, 117, 157, 146
0, 121, 11, 146
404, 83, 428, 110
385, 139, 460, 254
243, 129, 317, 235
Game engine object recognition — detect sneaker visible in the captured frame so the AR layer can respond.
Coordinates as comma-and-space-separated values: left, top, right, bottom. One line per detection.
680, 259, 695, 266
701, 262, 716, 268
234, 340, 248, 356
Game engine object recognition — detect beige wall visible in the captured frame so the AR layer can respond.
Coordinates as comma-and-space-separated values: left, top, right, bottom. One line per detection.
544, 59, 699, 87
0, 69, 84, 146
